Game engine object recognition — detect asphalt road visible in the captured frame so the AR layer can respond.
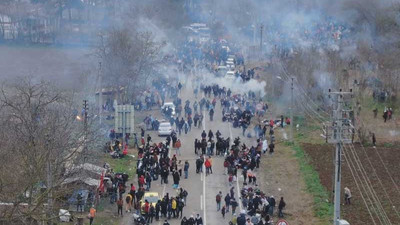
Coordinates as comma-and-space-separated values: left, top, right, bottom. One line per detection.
129, 77, 258, 225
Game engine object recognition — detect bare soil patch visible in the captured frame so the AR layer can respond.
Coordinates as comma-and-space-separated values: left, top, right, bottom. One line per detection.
302, 143, 400, 225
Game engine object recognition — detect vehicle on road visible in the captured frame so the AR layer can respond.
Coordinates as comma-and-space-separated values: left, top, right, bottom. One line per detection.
158, 121, 173, 136
161, 102, 176, 117
217, 65, 228, 77
226, 61, 235, 69
140, 192, 160, 214
225, 71, 236, 80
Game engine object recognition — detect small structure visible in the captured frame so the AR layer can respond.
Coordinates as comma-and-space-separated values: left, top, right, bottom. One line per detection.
114, 104, 135, 145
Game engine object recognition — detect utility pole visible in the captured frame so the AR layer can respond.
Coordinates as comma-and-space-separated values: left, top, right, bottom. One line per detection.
326, 89, 353, 225
290, 77, 294, 141
98, 62, 102, 125
83, 100, 89, 163
46, 137, 53, 225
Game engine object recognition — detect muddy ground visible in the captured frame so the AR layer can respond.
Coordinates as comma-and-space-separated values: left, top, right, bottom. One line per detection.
302, 142, 400, 225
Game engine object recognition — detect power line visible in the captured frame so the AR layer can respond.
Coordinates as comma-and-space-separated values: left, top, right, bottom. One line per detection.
345, 143, 393, 224
349, 135, 400, 220
278, 61, 331, 118
355, 118, 400, 199
276, 61, 399, 223
342, 144, 378, 225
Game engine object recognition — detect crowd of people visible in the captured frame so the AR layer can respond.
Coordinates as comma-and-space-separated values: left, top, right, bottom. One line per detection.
96, 23, 292, 225
266, 14, 353, 58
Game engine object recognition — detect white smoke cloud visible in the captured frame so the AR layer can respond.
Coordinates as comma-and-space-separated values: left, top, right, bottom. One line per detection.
198, 69, 266, 97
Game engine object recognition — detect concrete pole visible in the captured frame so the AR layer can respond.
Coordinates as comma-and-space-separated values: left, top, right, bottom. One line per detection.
290, 77, 294, 141
46, 137, 53, 224
98, 62, 102, 125
83, 100, 88, 163
333, 94, 343, 225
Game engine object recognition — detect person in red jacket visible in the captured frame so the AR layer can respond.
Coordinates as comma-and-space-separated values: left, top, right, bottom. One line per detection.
139, 175, 145, 188
144, 200, 150, 222
269, 119, 274, 128
205, 158, 211, 176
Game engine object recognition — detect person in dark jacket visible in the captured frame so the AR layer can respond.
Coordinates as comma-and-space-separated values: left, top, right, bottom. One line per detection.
188, 215, 196, 225
236, 211, 246, 225
230, 198, 238, 215
155, 200, 161, 221
173, 170, 180, 189
224, 193, 231, 212
372, 133, 376, 147
201, 130, 207, 139
268, 196, 276, 216
181, 217, 188, 225
196, 157, 203, 173
268, 143, 275, 155
184, 160, 190, 179
149, 204, 155, 223
208, 130, 214, 140
278, 197, 286, 218
195, 214, 203, 225
209, 108, 214, 121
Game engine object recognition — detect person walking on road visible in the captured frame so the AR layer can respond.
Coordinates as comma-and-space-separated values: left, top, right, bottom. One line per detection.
208, 156, 213, 173
216, 191, 222, 211
117, 197, 123, 216
145, 172, 152, 191
149, 204, 155, 223
205, 158, 212, 176
181, 217, 188, 225
177, 198, 185, 218
156, 200, 161, 221
173, 170, 180, 189
196, 157, 203, 173
195, 214, 203, 225
207, 139, 211, 156
231, 198, 238, 215
209, 108, 214, 121
175, 139, 182, 156
188, 215, 195, 225
221, 205, 226, 218
236, 211, 246, 225
184, 160, 190, 179
201, 139, 207, 155
163, 220, 170, 225
125, 193, 133, 212
231, 214, 237, 225
225, 193, 231, 212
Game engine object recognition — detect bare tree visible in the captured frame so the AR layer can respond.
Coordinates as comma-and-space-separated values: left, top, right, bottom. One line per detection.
94, 27, 164, 103
0, 78, 90, 225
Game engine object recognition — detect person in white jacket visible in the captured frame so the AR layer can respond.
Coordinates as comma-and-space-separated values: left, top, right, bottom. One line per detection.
262, 139, 268, 154
344, 187, 352, 204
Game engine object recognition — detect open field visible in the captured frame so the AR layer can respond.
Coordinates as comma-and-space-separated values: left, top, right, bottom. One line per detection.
302, 142, 400, 225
